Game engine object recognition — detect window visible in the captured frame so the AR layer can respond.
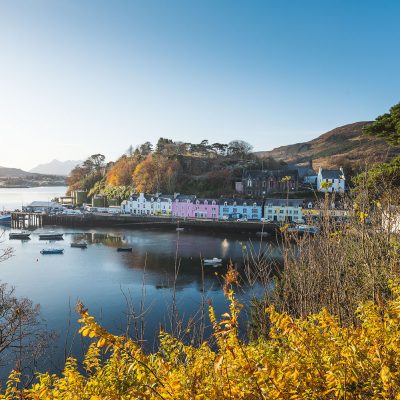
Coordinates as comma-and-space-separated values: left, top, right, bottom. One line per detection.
293, 210, 298, 215
223, 207, 229, 212
224, 201, 228, 206
268, 209, 272, 214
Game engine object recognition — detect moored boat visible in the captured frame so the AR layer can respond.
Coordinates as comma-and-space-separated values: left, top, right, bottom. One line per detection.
40, 248, 64, 255
117, 247, 133, 252
39, 233, 64, 240
71, 242, 87, 249
203, 257, 222, 265
0, 214, 11, 224
9, 231, 31, 240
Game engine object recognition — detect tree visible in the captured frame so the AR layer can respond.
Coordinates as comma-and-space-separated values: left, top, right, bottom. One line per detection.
363, 102, 400, 146
227, 140, 253, 158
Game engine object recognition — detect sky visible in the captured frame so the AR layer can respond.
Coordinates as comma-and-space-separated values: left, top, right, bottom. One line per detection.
0, 0, 399, 171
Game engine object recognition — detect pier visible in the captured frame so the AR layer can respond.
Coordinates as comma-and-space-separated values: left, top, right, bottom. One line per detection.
11, 212, 280, 234
11, 212, 44, 229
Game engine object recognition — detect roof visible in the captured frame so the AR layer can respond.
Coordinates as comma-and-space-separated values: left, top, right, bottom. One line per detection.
320, 169, 344, 180
219, 198, 264, 206
175, 195, 196, 202
287, 164, 316, 178
264, 198, 304, 207
27, 201, 63, 208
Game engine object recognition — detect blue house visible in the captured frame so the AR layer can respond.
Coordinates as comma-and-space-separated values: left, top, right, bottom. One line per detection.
219, 199, 264, 220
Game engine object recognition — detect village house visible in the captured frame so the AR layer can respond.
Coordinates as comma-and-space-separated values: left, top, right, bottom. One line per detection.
219, 199, 263, 220
317, 167, 345, 192
171, 195, 196, 218
263, 198, 304, 223
23, 201, 64, 213
240, 169, 299, 196
121, 193, 173, 215
193, 198, 219, 219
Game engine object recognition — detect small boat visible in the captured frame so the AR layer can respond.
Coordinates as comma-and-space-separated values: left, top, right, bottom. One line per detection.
203, 257, 223, 265
287, 225, 320, 234
117, 247, 133, 252
40, 248, 64, 255
0, 214, 11, 224
39, 233, 64, 240
9, 231, 31, 240
176, 227, 185, 232
71, 242, 87, 249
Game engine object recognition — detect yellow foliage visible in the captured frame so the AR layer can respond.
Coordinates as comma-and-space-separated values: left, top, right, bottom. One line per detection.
7, 284, 400, 398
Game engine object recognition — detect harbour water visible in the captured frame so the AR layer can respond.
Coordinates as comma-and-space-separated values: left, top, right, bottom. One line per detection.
0, 186, 67, 211
0, 224, 280, 376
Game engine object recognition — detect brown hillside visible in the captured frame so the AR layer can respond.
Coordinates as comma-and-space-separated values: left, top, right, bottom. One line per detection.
256, 122, 400, 170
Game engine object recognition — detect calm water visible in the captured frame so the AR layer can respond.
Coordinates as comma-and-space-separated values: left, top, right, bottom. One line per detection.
0, 225, 280, 375
0, 186, 67, 211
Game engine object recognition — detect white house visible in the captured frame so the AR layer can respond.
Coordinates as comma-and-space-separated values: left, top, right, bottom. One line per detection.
317, 167, 345, 193
121, 193, 172, 216
263, 199, 304, 223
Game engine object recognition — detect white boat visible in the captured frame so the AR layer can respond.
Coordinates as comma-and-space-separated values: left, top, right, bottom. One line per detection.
203, 257, 223, 265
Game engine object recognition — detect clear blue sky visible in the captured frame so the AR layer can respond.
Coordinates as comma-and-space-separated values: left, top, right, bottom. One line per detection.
0, 0, 399, 170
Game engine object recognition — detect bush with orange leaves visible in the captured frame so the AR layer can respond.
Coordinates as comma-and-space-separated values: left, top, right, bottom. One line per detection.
4, 273, 400, 399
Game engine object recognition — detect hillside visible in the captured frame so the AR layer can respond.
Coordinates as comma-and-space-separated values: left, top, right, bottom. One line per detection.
0, 166, 34, 178
0, 166, 66, 187
30, 159, 82, 176
256, 122, 400, 170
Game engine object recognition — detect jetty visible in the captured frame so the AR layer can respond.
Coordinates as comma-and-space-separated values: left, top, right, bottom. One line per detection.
11, 212, 280, 234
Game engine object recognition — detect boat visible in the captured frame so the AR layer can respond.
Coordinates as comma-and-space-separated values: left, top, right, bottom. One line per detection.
117, 247, 133, 252
287, 225, 320, 234
9, 231, 31, 240
0, 214, 11, 224
71, 242, 87, 249
176, 227, 185, 232
203, 257, 223, 265
40, 248, 64, 255
39, 233, 64, 240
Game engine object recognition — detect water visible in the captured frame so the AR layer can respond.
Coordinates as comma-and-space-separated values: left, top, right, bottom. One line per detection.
0, 186, 67, 211
0, 225, 280, 376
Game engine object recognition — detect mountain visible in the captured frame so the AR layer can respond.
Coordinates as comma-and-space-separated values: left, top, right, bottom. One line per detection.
29, 159, 82, 176
256, 122, 400, 170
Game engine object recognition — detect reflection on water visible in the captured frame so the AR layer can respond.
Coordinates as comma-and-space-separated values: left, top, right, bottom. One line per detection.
0, 226, 282, 375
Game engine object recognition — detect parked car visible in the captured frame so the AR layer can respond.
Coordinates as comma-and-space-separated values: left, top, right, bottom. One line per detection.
237, 218, 248, 222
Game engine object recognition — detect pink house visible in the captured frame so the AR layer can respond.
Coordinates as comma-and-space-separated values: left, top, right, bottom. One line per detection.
193, 198, 219, 220
172, 195, 196, 218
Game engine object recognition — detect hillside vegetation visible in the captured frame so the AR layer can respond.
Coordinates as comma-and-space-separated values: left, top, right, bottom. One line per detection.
256, 121, 400, 171
67, 140, 285, 200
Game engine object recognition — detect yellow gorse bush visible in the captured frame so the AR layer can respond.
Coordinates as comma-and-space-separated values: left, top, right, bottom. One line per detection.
4, 280, 400, 399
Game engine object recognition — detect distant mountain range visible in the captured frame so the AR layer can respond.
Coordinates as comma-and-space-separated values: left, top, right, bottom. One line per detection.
29, 159, 82, 176
256, 122, 400, 170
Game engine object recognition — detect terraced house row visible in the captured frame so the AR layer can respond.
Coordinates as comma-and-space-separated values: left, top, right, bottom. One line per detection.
121, 193, 305, 223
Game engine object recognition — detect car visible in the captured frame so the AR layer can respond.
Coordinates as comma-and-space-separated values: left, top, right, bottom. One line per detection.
260, 218, 272, 223
236, 218, 248, 222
